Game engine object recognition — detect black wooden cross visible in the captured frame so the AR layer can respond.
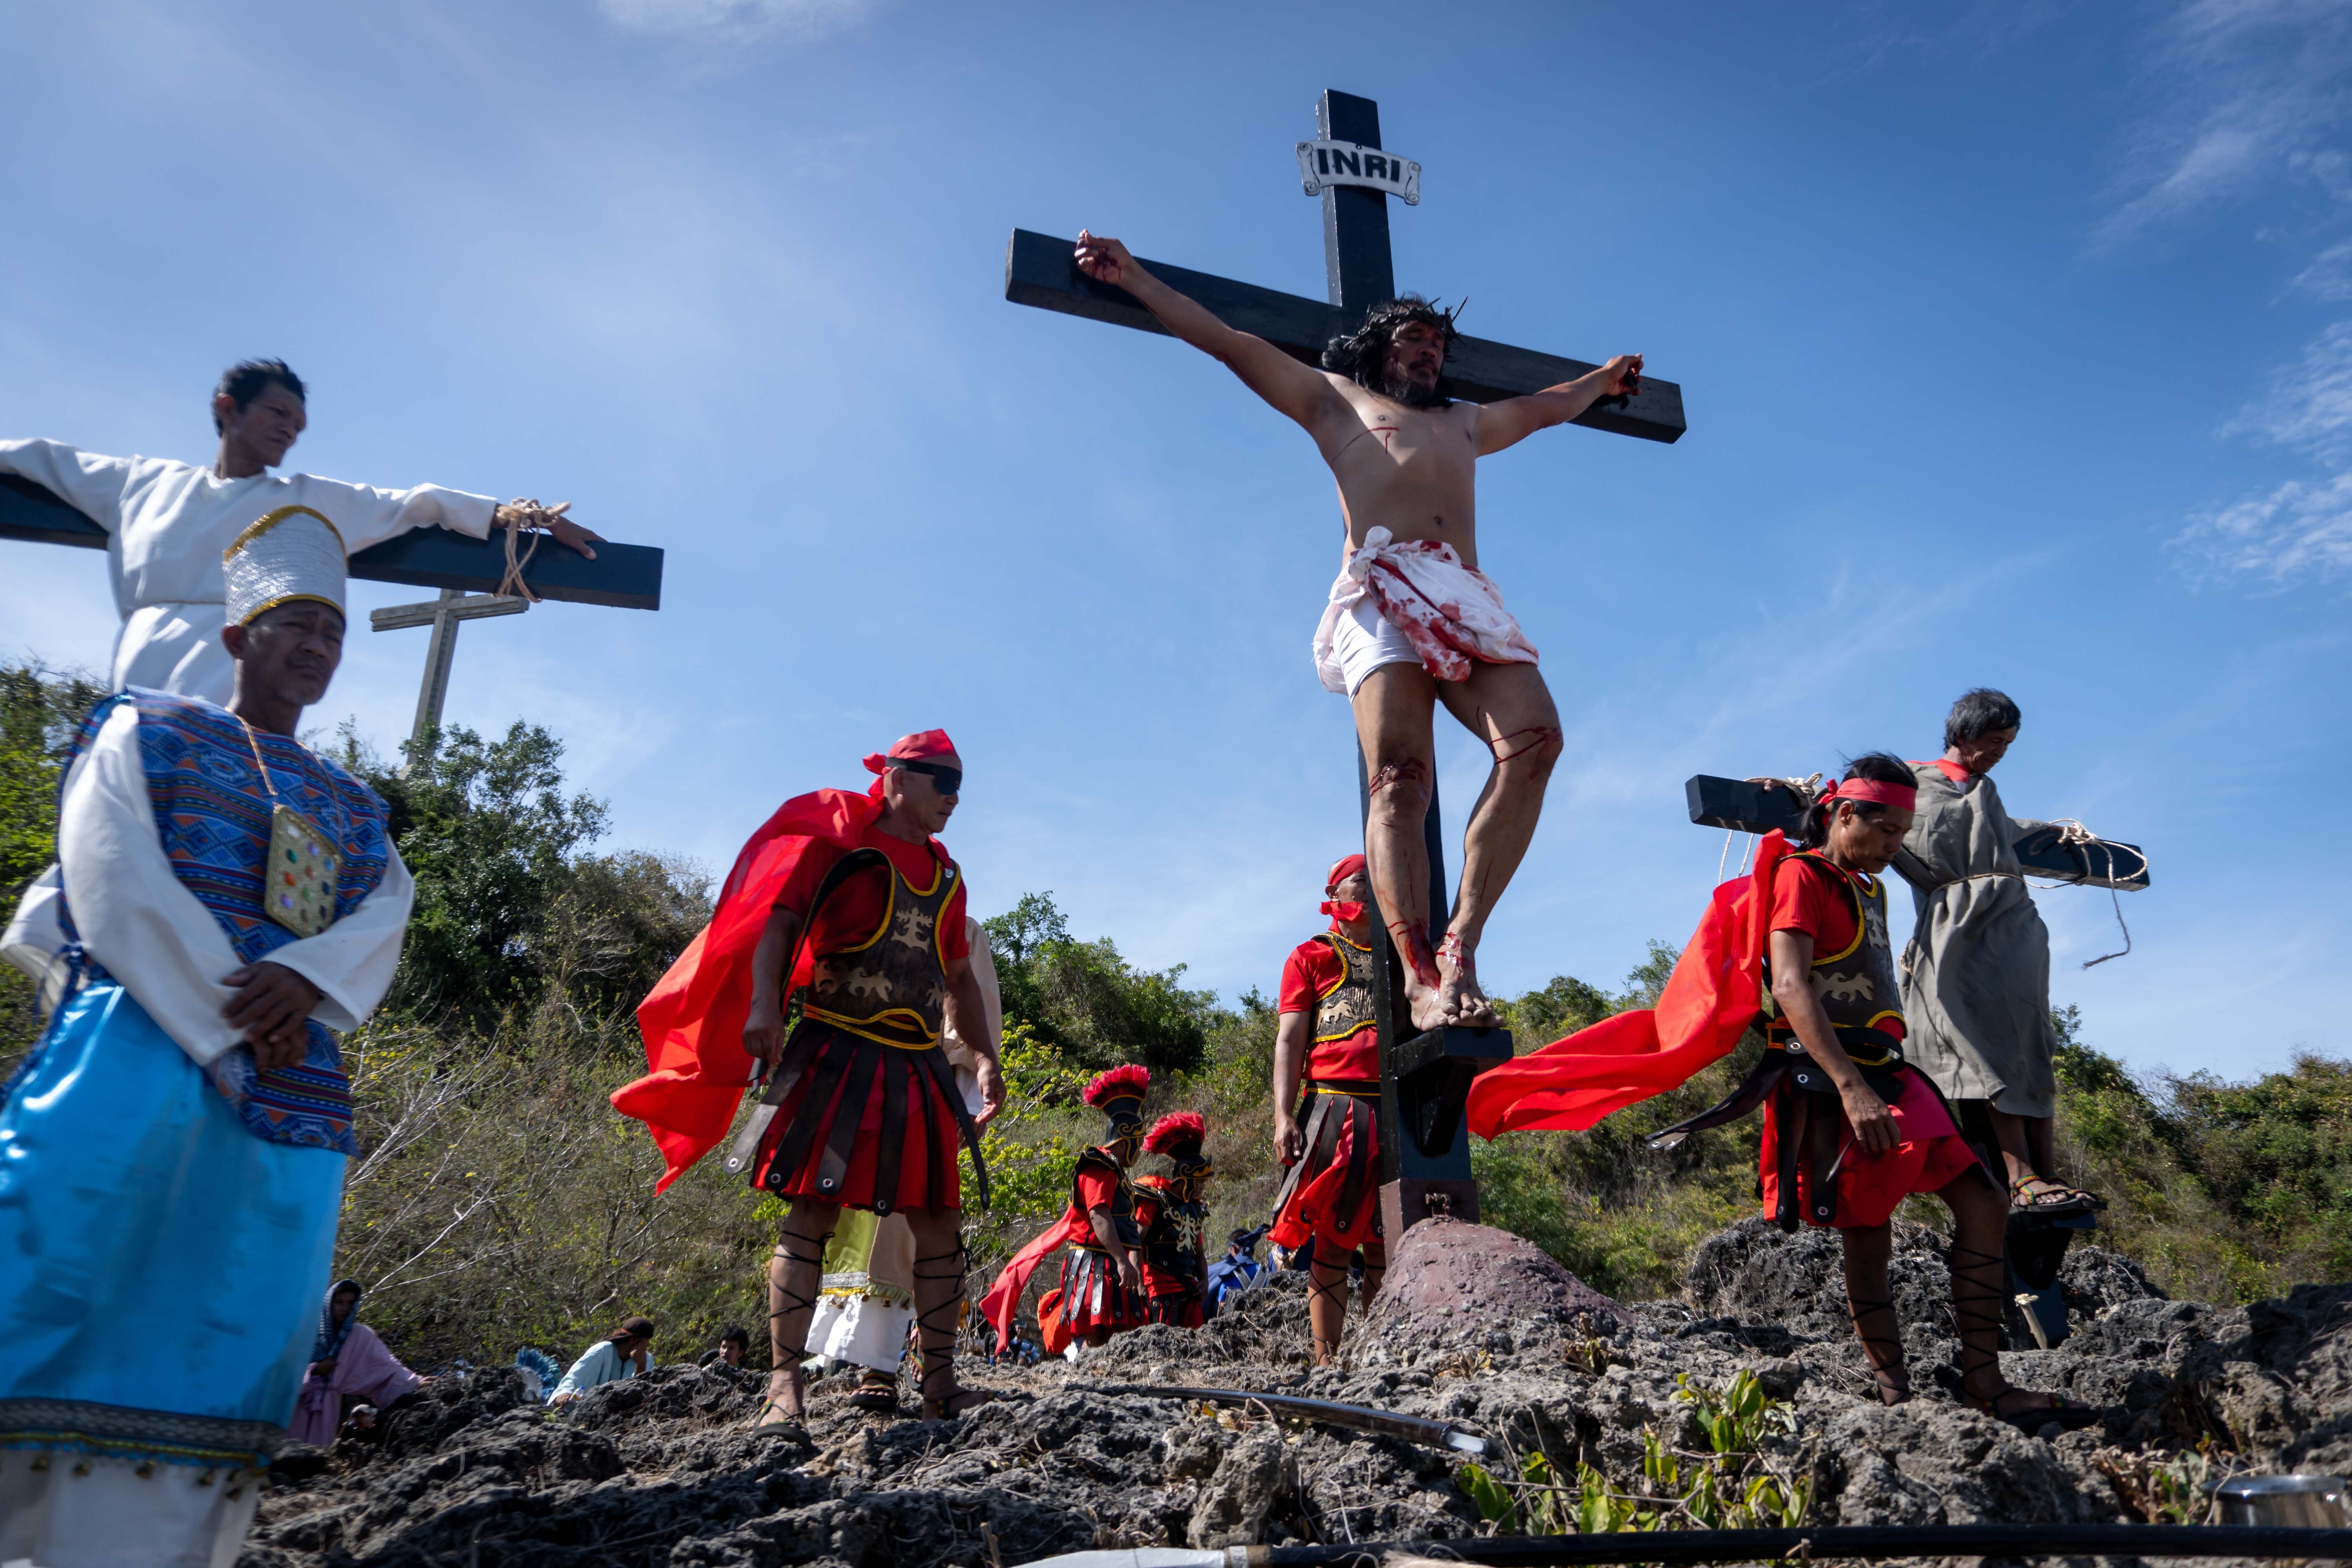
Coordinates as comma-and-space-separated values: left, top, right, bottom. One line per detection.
0, 472, 664, 610
1683, 776, 2151, 889
1007, 89, 1686, 1238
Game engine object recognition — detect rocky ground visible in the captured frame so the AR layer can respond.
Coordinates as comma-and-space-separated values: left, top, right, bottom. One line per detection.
240, 1217, 2352, 1567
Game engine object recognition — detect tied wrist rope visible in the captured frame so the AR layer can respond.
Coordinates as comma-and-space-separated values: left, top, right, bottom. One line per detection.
2046, 819, 2134, 969
496, 498, 569, 603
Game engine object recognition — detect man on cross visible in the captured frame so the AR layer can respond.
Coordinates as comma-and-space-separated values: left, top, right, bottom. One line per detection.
0, 356, 602, 706
1073, 233, 1641, 1028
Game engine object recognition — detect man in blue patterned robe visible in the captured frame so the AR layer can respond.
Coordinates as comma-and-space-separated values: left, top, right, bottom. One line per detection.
0, 505, 414, 1568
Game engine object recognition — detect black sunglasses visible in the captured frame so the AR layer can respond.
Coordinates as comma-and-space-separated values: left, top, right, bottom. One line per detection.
893, 758, 963, 795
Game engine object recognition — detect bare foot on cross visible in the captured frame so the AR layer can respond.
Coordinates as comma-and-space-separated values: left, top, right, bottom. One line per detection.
1408, 934, 1502, 1031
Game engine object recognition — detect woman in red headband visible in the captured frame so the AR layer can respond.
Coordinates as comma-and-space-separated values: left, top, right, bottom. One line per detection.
1472, 755, 2094, 1434
1660, 753, 2093, 1432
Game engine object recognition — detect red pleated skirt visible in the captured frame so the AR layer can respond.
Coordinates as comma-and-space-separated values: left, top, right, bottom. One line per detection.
1269, 1090, 1382, 1252
754, 1024, 965, 1212
1057, 1247, 1148, 1336
1759, 1066, 1981, 1229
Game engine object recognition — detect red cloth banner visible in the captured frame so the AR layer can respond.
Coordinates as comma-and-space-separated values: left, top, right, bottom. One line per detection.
1465, 832, 1793, 1138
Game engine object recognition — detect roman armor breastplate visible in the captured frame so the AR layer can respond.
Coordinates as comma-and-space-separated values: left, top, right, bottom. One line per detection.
1073, 1149, 1141, 1250
802, 849, 962, 1048
1766, 853, 1905, 1068
1143, 1182, 1208, 1279
1312, 931, 1377, 1044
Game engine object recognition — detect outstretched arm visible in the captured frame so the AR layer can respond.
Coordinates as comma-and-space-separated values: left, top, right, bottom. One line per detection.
1474, 355, 1644, 455
1076, 231, 1345, 432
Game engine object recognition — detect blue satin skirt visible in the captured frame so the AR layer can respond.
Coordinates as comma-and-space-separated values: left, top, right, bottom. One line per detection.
0, 983, 345, 1466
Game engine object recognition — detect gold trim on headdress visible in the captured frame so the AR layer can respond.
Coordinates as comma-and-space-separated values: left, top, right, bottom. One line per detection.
237, 593, 347, 624
222, 504, 347, 562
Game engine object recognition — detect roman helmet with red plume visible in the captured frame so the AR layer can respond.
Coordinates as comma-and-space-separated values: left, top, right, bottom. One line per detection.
1144, 1111, 1210, 1176
1082, 1064, 1151, 1141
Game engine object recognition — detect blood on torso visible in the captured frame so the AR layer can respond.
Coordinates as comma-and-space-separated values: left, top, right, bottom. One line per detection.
1318, 375, 1483, 571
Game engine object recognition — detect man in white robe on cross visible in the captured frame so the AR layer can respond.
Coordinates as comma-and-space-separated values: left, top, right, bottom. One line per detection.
2, 356, 598, 997
2, 356, 602, 701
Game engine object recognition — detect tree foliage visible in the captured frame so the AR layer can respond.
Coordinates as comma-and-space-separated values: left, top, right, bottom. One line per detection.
339, 722, 708, 1031
982, 891, 1224, 1076
0, 661, 109, 1066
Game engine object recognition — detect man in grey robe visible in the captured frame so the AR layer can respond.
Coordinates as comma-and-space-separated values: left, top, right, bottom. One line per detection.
1890, 688, 2098, 1213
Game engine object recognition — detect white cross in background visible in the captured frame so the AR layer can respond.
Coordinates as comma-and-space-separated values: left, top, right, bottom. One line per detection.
370, 588, 528, 762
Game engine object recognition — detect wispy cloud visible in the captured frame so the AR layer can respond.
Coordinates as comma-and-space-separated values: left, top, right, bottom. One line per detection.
596, 0, 874, 43
2131, 0, 2352, 588
2294, 237, 2352, 299
2176, 321, 2352, 585
2175, 470, 2352, 584
2096, 0, 2352, 246
2227, 319, 2352, 456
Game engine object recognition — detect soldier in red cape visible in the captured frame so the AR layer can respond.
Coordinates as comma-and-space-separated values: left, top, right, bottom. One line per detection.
611, 730, 1005, 1428
1268, 854, 1385, 1363
979, 1065, 1151, 1354
1465, 755, 2097, 1435
1133, 1112, 1213, 1328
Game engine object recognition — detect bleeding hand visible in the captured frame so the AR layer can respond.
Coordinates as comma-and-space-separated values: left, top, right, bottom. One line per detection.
221, 961, 323, 1070
1074, 230, 1136, 287
1601, 353, 1643, 398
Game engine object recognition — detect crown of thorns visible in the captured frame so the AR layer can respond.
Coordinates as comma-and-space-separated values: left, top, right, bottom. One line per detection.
1320, 294, 1465, 382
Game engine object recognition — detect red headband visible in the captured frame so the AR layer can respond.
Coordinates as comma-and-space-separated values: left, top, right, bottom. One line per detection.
1819, 777, 1916, 812
1325, 853, 1367, 890
862, 728, 957, 775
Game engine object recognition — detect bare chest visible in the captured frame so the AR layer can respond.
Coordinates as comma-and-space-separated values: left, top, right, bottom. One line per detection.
1323, 395, 1479, 549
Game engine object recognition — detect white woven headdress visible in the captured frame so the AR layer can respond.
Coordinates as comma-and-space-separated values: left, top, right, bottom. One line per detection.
222, 505, 347, 626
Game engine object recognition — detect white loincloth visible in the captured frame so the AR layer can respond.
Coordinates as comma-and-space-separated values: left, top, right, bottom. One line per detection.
1310, 526, 1540, 695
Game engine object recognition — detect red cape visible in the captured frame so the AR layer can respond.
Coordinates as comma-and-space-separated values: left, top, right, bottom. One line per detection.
610, 786, 891, 1192
981, 1203, 1092, 1354
1465, 832, 1791, 1138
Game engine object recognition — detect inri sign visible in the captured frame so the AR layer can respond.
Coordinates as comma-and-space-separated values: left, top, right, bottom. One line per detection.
1295, 138, 1421, 206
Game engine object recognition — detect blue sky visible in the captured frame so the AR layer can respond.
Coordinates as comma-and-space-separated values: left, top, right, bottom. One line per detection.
4, 0, 2348, 1082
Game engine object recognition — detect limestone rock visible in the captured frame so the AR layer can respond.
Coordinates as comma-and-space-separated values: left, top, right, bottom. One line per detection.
239, 1223, 2352, 1566
1366, 1216, 1630, 1334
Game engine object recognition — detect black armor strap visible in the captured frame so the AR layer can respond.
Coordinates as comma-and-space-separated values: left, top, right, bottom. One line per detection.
1271, 1087, 1375, 1224
913, 1037, 991, 1210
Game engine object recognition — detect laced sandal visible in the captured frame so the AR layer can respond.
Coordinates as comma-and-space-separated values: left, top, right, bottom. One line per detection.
2009, 1176, 2102, 1216
754, 1227, 828, 1434
847, 1370, 899, 1414
750, 1394, 807, 1436
1972, 1385, 2101, 1434
1846, 1290, 1910, 1405
1942, 1238, 2100, 1436
913, 1240, 994, 1421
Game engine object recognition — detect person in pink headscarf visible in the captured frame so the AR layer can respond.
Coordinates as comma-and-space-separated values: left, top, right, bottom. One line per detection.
288, 1279, 426, 1447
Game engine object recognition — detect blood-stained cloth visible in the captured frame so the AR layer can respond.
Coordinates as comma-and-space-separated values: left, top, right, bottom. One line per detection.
1312, 525, 1539, 693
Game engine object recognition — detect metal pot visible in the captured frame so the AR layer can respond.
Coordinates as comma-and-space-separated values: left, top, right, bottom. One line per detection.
2214, 1474, 2351, 1528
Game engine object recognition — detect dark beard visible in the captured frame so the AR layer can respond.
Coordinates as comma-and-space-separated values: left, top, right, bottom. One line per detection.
1375, 369, 1449, 408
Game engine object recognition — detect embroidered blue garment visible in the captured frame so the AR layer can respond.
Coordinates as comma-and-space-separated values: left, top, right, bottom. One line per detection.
0, 983, 344, 1468
57, 689, 390, 1153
